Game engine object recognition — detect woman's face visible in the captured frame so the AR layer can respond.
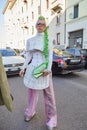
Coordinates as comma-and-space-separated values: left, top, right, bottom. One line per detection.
36, 19, 46, 33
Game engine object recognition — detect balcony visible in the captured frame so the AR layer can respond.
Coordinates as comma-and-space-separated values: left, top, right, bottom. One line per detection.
21, 22, 28, 29
23, 0, 27, 3
51, 0, 63, 13
24, 25, 28, 29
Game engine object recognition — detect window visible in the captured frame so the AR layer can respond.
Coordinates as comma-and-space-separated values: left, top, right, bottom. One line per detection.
27, 16, 28, 22
38, 6, 40, 15
22, 18, 24, 22
31, 0, 33, 5
74, 4, 79, 18
22, 7, 23, 13
32, 26, 34, 35
56, 15, 60, 24
46, 0, 49, 9
57, 33, 60, 45
25, 2, 28, 11
32, 12, 34, 20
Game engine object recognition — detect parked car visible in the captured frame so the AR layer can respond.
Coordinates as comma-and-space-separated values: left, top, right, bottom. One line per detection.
0, 48, 25, 75
66, 47, 86, 66
80, 49, 87, 68
52, 47, 85, 75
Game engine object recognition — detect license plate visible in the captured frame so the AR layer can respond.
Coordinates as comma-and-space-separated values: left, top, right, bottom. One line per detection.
8, 67, 18, 71
70, 59, 80, 63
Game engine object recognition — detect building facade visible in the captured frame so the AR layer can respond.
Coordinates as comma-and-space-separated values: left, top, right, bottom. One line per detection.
2, 0, 64, 49
66, 0, 87, 49
3, 0, 29, 49
3, 0, 87, 49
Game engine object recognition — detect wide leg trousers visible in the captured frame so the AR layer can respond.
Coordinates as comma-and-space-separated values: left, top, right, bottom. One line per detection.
25, 74, 57, 127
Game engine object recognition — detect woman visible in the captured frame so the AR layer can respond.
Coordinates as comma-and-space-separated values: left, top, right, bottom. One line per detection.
19, 16, 57, 130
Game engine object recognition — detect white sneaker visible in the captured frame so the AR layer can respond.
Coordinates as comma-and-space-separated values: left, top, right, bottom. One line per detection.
24, 112, 35, 122
47, 126, 54, 130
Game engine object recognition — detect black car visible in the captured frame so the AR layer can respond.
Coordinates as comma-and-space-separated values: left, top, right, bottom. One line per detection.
66, 48, 86, 66
80, 49, 87, 68
52, 48, 85, 75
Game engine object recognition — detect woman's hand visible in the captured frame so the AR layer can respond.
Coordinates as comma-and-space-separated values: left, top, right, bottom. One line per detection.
19, 70, 25, 77
42, 71, 51, 77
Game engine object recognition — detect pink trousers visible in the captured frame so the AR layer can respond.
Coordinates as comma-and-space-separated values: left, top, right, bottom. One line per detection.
25, 74, 57, 127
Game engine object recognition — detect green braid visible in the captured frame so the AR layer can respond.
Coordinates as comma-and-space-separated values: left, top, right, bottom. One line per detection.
44, 27, 49, 68
38, 16, 45, 20
38, 16, 49, 68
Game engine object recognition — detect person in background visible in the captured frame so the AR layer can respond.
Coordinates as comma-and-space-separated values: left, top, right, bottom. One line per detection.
19, 16, 57, 130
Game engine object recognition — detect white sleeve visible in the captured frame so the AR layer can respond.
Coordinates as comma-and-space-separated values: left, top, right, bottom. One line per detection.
21, 40, 32, 70
46, 38, 53, 71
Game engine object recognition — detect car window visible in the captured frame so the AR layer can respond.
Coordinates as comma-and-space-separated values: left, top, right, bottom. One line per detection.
53, 48, 63, 56
53, 48, 73, 57
67, 48, 80, 56
62, 50, 73, 56
67, 49, 75, 54
0, 49, 17, 56
80, 50, 87, 55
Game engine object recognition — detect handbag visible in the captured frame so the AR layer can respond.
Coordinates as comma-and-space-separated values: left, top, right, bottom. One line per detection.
33, 63, 46, 78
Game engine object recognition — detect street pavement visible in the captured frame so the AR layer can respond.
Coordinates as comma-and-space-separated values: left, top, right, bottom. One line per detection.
0, 70, 87, 130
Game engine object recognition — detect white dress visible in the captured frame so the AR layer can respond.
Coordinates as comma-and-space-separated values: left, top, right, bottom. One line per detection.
22, 32, 53, 90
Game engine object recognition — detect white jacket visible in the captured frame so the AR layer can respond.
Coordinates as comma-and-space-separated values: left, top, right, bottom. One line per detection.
22, 32, 53, 89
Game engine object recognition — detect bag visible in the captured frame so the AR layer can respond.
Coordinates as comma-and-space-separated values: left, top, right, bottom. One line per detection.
33, 63, 46, 78
0, 90, 14, 106
0, 54, 14, 112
